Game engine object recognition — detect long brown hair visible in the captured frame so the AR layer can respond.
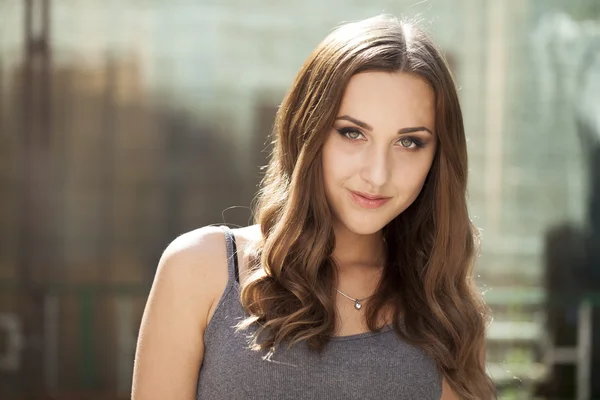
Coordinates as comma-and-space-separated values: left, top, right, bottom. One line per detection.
237, 15, 496, 399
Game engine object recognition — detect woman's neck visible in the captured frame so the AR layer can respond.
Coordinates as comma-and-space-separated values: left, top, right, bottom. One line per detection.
330, 222, 386, 272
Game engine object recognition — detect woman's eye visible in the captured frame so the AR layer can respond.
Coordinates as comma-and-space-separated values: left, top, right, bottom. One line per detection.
346, 131, 362, 140
397, 137, 424, 149
399, 138, 415, 148
337, 128, 364, 140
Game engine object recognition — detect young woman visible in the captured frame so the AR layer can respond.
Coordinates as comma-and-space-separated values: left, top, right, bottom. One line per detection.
132, 15, 496, 400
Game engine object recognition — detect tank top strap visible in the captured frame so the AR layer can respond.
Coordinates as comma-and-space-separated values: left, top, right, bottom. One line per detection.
220, 225, 240, 285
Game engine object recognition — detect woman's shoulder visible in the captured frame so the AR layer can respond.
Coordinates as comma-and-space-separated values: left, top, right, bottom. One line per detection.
163, 225, 228, 262
230, 224, 262, 246
151, 226, 234, 325
158, 226, 230, 282
134, 226, 233, 398
156, 224, 261, 294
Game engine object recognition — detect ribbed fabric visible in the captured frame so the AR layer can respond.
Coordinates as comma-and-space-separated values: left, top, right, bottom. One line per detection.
196, 226, 442, 399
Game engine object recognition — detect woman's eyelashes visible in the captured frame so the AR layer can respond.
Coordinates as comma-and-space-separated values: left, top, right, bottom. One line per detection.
398, 136, 425, 149
335, 127, 426, 150
336, 127, 365, 140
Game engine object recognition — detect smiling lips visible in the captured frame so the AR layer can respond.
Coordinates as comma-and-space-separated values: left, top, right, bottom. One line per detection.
348, 190, 391, 209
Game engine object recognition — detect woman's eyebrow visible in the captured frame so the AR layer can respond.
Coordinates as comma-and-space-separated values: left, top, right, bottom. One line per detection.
335, 115, 433, 135
335, 115, 373, 130
398, 126, 433, 135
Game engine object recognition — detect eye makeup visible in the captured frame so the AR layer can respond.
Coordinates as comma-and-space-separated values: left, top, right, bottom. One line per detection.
335, 127, 428, 150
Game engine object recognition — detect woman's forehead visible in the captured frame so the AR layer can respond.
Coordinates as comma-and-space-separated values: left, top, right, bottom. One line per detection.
337, 71, 436, 133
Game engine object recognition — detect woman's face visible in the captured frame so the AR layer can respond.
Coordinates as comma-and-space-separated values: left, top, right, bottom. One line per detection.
322, 71, 437, 236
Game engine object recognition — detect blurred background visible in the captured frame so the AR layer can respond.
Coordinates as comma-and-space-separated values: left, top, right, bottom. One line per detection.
0, 0, 599, 399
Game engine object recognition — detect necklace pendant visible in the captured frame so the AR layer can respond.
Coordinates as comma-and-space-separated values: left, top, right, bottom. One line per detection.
354, 300, 362, 310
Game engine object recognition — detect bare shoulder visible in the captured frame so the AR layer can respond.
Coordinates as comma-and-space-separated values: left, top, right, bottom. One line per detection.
154, 225, 230, 315
153, 224, 261, 314
162, 225, 228, 265
142, 224, 232, 338
132, 225, 230, 399
231, 224, 262, 246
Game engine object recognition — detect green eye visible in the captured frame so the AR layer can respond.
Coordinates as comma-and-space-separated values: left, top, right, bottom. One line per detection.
336, 128, 364, 140
399, 138, 414, 148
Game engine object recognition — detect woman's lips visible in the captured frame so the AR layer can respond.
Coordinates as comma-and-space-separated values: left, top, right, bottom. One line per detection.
348, 190, 391, 209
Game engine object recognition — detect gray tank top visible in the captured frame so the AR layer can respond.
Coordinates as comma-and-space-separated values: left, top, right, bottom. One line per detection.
196, 226, 442, 399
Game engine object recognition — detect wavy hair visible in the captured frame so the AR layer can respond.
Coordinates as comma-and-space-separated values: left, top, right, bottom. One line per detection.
237, 15, 496, 399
